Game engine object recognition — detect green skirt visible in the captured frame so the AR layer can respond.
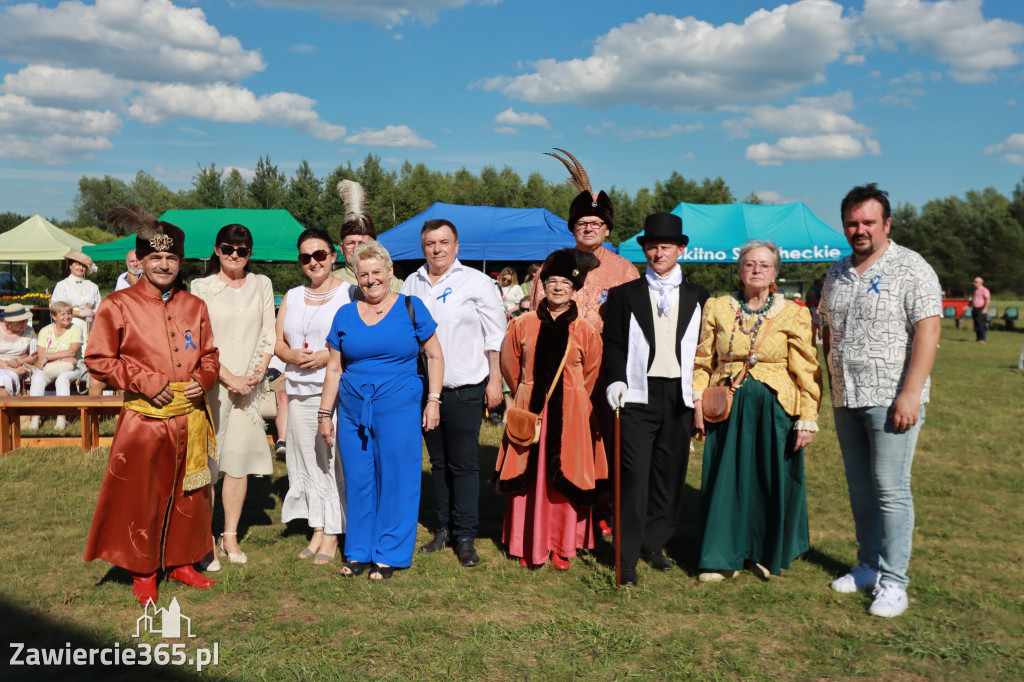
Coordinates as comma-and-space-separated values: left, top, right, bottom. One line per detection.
698, 378, 809, 574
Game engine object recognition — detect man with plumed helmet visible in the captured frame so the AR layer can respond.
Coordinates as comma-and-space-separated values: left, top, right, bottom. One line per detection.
602, 212, 708, 586
333, 179, 404, 292
530, 149, 639, 334
84, 205, 220, 606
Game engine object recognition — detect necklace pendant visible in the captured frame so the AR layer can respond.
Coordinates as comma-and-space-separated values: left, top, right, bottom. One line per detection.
748, 353, 759, 366
304, 342, 309, 349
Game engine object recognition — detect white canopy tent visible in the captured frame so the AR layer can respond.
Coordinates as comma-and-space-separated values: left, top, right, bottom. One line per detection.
0, 215, 93, 288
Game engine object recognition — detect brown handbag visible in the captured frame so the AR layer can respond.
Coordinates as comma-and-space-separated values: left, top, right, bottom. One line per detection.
504, 333, 573, 447
701, 314, 776, 423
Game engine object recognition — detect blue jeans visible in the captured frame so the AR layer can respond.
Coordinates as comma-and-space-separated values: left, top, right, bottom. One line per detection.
833, 404, 924, 588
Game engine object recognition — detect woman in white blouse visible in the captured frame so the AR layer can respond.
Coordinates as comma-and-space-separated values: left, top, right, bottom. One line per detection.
275, 228, 353, 564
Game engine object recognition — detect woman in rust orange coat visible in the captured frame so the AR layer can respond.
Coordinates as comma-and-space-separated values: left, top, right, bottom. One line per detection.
494, 249, 607, 570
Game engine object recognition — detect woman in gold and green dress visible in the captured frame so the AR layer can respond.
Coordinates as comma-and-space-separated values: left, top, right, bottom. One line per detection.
692, 240, 821, 582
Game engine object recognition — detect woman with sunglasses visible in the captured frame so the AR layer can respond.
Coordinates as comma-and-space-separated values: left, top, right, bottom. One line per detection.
190, 224, 275, 569
275, 229, 352, 564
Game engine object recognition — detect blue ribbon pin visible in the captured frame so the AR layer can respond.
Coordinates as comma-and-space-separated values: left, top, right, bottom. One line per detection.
868, 275, 882, 294
599, 289, 609, 304
437, 287, 452, 303
184, 330, 197, 349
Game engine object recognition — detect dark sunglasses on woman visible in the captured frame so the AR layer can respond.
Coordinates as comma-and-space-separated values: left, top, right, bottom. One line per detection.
298, 250, 330, 265
218, 244, 251, 258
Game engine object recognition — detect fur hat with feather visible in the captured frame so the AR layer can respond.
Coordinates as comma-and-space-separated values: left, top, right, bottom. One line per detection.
337, 179, 376, 240
545, 148, 614, 233
105, 204, 185, 260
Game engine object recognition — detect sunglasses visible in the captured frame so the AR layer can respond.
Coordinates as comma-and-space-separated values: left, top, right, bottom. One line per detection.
218, 244, 251, 258
298, 249, 331, 265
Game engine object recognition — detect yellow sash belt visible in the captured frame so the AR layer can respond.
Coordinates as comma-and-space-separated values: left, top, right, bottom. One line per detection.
124, 382, 218, 492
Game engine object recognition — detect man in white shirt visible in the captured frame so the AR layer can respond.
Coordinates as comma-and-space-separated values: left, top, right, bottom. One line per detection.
603, 213, 708, 586
114, 249, 143, 291
402, 219, 506, 567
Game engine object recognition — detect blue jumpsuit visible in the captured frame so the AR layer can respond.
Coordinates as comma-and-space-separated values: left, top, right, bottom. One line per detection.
327, 295, 436, 567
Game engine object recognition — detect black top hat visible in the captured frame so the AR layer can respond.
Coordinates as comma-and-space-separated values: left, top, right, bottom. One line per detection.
637, 212, 688, 247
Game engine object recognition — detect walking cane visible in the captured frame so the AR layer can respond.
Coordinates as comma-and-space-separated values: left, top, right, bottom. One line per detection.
614, 406, 622, 589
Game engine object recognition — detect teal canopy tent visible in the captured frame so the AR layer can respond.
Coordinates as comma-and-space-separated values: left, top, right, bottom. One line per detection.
82, 209, 309, 262
618, 202, 850, 264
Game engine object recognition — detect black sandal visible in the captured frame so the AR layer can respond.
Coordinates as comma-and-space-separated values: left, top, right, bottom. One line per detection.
368, 563, 395, 581
341, 561, 371, 577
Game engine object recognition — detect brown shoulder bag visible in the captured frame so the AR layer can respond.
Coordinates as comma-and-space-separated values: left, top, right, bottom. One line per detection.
504, 334, 573, 446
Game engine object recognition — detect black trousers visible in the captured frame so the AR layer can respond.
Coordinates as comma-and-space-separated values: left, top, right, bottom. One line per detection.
972, 306, 989, 341
618, 377, 693, 568
422, 381, 486, 541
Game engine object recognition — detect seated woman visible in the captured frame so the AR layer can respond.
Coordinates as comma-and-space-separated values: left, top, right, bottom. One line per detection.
0, 304, 37, 397
318, 242, 444, 580
692, 240, 821, 581
494, 248, 606, 570
29, 300, 85, 430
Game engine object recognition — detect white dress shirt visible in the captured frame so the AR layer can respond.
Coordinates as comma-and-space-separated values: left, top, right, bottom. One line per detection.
402, 259, 506, 388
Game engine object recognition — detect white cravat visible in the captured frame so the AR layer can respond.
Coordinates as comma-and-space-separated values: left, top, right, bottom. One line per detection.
645, 265, 682, 316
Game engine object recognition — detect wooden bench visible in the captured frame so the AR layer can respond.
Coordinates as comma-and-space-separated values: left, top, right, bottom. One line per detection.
0, 395, 123, 455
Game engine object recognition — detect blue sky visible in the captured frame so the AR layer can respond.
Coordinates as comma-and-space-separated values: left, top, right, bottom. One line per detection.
0, 0, 1022, 230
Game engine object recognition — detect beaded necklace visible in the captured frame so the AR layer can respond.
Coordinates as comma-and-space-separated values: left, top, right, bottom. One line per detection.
727, 293, 774, 364
300, 282, 339, 348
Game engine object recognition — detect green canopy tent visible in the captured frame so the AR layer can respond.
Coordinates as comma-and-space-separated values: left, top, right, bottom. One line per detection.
0, 215, 94, 289
82, 209, 309, 262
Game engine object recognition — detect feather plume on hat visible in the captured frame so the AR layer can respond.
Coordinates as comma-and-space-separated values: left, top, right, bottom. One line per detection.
544, 148, 614, 233
106, 204, 158, 240
544, 148, 592, 195
106, 203, 186, 259
337, 179, 376, 238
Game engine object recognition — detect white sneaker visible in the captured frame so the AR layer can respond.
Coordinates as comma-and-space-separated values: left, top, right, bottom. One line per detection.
698, 570, 739, 582
830, 563, 879, 593
869, 582, 908, 618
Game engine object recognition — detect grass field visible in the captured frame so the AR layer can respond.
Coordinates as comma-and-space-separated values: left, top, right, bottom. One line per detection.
1, 319, 1022, 680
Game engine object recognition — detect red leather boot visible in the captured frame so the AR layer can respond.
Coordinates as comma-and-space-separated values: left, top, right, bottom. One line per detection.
131, 571, 158, 606
167, 565, 216, 589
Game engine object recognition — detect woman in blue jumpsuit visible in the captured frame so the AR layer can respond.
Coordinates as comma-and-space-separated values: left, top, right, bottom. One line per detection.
318, 242, 444, 580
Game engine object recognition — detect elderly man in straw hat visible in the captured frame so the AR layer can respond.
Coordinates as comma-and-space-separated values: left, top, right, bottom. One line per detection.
83, 205, 220, 606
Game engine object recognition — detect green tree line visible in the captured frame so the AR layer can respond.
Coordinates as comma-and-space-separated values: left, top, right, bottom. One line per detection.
3, 156, 1023, 297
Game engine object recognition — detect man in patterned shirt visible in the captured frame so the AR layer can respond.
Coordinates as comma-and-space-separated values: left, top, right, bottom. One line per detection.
819, 183, 942, 618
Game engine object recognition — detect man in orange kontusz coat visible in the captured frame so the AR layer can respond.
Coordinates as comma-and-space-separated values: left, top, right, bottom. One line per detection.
84, 206, 220, 606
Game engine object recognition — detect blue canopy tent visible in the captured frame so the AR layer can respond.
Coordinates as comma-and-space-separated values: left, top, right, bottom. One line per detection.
618, 202, 850, 264
377, 203, 577, 266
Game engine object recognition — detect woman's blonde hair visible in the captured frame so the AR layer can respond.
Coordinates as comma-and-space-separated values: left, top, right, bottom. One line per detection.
499, 266, 519, 286
353, 241, 393, 273
49, 300, 73, 315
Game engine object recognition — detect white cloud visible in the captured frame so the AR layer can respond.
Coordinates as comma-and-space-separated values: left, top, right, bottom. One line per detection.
983, 132, 1024, 164
862, 0, 1024, 83
723, 91, 868, 139
494, 107, 549, 128
251, 0, 480, 28
583, 121, 702, 141
746, 133, 881, 166
128, 83, 346, 139
1, 66, 134, 106
0, 94, 122, 138
844, 54, 866, 65
494, 126, 519, 135
889, 70, 925, 84
0, 0, 347, 162
879, 88, 925, 107
0, 132, 114, 164
483, 2, 857, 110
756, 190, 799, 204
346, 125, 436, 148
0, 0, 265, 83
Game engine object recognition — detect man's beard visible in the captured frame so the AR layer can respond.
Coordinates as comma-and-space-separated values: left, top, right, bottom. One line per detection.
128, 267, 143, 275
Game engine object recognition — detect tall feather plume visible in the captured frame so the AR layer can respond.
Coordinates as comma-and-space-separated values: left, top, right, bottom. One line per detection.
337, 180, 368, 227
544, 148, 592, 194
105, 204, 158, 240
